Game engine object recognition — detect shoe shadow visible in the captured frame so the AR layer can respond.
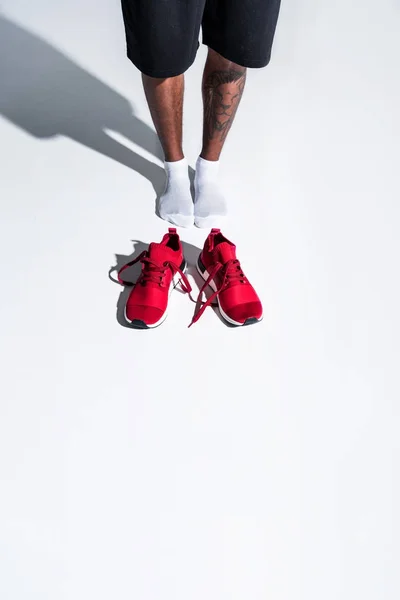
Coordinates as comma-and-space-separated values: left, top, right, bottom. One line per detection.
0, 13, 165, 209
109, 239, 229, 328
108, 240, 148, 329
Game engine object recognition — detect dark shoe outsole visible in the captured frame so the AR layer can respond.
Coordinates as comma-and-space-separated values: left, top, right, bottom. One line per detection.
129, 319, 150, 329
243, 317, 260, 326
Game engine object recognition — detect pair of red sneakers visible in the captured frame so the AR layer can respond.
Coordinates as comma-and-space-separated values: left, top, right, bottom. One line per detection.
117, 228, 263, 329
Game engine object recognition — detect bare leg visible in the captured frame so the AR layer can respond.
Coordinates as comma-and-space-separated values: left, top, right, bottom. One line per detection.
193, 49, 246, 227
142, 74, 184, 162
201, 48, 247, 162
142, 73, 193, 226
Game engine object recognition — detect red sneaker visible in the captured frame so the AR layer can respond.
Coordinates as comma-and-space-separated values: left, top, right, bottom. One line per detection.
118, 228, 192, 329
190, 229, 263, 327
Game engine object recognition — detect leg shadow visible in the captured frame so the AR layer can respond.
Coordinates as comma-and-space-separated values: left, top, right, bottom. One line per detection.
0, 13, 165, 201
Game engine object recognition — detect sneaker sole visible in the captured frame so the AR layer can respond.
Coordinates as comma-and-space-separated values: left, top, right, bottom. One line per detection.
125, 260, 187, 329
196, 255, 263, 327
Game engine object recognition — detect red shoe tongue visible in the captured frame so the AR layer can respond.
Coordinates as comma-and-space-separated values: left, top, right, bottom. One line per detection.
148, 242, 180, 265
214, 241, 237, 264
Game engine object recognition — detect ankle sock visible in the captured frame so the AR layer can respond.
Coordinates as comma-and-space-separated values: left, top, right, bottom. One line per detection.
194, 156, 227, 228
158, 158, 194, 228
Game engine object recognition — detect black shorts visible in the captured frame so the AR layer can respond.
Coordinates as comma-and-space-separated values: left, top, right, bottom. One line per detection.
121, 0, 281, 78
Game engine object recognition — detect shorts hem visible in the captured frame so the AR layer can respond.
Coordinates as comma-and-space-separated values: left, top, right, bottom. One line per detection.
202, 38, 272, 69
127, 45, 197, 78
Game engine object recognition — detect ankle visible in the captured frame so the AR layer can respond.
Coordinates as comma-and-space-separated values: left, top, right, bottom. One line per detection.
164, 150, 185, 162
200, 150, 220, 162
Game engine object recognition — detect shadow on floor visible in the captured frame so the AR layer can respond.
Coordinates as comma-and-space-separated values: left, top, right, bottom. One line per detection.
0, 13, 166, 207
108, 239, 226, 328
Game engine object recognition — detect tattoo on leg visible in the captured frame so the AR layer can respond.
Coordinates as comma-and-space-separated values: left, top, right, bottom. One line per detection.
203, 69, 247, 143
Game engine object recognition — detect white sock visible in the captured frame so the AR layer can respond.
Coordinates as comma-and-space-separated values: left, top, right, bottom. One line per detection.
158, 158, 194, 228
194, 156, 227, 228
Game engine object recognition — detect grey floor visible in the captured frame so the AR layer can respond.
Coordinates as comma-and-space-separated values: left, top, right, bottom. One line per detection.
0, 1, 399, 599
